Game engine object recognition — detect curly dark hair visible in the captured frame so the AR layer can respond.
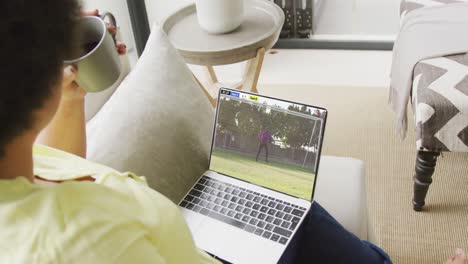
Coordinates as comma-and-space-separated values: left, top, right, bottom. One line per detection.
0, 0, 79, 157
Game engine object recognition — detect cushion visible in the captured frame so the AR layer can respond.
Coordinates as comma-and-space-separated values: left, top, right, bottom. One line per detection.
314, 156, 368, 240
84, 78, 121, 122
86, 24, 214, 202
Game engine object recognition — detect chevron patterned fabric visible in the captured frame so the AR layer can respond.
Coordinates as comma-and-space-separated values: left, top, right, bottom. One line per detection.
412, 54, 468, 152
400, 0, 468, 152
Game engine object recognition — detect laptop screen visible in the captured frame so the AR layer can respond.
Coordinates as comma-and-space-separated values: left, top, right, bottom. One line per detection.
209, 88, 327, 200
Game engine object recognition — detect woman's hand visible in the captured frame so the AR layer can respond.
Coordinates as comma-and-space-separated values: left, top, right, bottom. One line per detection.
62, 65, 86, 101
37, 9, 128, 157
445, 249, 467, 264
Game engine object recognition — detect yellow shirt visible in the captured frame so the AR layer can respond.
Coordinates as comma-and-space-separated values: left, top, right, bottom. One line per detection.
0, 145, 218, 264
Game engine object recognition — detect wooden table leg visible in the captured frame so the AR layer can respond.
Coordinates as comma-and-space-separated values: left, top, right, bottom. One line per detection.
204, 66, 218, 85
193, 73, 217, 108
413, 151, 440, 211
202, 66, 222, 107
194, 47, 266, 108
242, 48, 266, 93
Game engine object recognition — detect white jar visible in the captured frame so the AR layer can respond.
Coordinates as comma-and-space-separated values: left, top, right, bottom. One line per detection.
195, 0, 245, 34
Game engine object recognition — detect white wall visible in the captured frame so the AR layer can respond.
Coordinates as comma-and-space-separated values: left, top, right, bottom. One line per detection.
144, 0, 400, 36
145, 0, 194, 26
144, 0, 395, 89
314, 0, 400, 35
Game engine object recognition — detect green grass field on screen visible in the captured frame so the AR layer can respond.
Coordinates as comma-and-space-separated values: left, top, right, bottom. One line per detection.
210, 149, 315, 200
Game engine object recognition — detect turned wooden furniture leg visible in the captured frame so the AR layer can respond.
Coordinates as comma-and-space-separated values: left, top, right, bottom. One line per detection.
242, 48, 266, 93
413, 151, 440, 211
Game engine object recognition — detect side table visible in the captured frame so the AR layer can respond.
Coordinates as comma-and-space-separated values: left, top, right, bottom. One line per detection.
162, 0, 284, 107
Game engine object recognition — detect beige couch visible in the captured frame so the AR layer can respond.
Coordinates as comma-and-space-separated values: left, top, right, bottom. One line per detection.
83, 25, 369, 240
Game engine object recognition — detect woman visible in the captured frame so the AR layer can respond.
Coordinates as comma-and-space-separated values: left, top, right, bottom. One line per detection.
0, 0, 464, 263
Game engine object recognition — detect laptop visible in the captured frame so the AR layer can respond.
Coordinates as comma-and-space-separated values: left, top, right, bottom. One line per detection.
179, 88, 327, 264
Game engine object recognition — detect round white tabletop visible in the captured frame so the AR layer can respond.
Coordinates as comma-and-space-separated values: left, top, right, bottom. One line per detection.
162, 0, 284, 66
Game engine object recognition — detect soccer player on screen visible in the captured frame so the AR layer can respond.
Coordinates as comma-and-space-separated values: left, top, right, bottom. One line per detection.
255, 127, 273, 163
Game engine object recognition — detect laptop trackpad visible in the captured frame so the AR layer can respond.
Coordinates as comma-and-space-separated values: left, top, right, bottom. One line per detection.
194, 217, 283, 264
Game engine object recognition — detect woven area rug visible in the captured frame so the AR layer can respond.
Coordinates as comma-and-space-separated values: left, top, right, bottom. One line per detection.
259, 84, 468, 264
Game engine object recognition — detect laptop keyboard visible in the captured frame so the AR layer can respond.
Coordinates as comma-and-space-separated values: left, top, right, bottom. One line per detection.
180, 176, 307, 245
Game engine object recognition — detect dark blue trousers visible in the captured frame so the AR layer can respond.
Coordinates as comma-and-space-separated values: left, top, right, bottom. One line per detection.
278, 202, 391, 263
217, 202, 391, 264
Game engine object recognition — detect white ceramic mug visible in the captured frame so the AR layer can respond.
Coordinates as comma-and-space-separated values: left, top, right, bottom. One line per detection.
64, 13, 121, 93
195, 0, 245, 34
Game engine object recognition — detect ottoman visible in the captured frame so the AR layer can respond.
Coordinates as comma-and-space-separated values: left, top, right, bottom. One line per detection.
400, 0, 468, 211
